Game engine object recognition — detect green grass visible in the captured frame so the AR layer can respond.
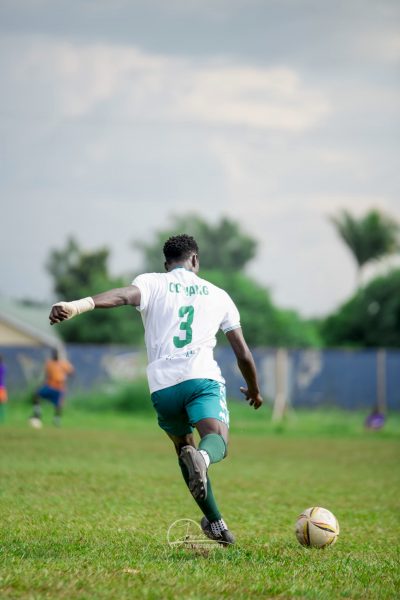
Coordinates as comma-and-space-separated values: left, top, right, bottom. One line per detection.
0, 401, 399, 599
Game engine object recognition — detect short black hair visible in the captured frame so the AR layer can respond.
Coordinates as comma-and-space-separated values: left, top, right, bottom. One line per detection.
163, 234, 199, 264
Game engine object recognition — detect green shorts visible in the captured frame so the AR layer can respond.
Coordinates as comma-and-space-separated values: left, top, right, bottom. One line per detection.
151, 378, 229, 436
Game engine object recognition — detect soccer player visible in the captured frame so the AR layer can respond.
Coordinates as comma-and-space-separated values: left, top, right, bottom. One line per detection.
49, 235, 263, 545
0, 355, 8, 423
30, 348, 74, 428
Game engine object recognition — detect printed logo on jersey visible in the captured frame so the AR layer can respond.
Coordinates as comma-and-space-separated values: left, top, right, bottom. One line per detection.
169, 282, 209, 296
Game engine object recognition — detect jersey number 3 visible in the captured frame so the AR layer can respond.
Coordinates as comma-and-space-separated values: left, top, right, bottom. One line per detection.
173, 305, 194, 348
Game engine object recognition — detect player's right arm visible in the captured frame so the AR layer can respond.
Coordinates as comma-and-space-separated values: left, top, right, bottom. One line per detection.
226, 328, 263, 410
49, 286, 141, 325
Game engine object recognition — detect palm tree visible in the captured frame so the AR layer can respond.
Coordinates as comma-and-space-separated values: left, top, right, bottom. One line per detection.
330, 209, 400, 286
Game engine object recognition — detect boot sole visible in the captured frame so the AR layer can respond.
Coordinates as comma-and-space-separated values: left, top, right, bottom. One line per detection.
180, 446, 208, 501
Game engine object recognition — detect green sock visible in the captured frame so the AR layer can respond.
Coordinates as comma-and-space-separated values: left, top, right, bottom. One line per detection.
198, 434, 226, 464
178, 458, 221, 522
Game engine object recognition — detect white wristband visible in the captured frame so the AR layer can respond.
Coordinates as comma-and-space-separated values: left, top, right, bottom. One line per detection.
52, 297, 95, 320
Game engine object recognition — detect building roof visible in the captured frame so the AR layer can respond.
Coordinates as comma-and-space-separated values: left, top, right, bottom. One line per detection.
0, 298, 63, 348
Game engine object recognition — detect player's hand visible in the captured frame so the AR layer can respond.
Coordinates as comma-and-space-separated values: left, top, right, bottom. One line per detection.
240, 387, 263, 410
49, 297, 95, 325
49, 302, 78, 325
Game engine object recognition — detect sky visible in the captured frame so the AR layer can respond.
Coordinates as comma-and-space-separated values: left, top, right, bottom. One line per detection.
1, 0, 399, 316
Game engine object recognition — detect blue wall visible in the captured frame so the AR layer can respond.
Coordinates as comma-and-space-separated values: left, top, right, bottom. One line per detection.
0, 345, 399, 410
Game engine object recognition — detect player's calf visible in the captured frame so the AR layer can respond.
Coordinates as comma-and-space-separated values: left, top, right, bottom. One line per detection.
198, 432, 227, 465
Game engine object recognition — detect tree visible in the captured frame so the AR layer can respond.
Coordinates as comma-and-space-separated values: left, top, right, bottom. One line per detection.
47, 237, 110, 299
330, 209, 399, 286
136, 214, 257, 273
46, 225, 321, 347
136, 214, 320, 346
46, 237, 143, 344
320, 268, 400, 347
202, 270, 321, 347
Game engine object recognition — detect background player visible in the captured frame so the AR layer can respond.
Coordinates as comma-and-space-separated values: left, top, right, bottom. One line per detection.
30, 348, 74, 428
49, 234, 263, 544
0, 355, 8, 423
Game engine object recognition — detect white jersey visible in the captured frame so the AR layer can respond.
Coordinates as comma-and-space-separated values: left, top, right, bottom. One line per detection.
132, 268, 240, 393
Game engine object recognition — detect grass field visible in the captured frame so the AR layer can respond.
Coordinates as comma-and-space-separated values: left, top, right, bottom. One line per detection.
1, 401, 399, 599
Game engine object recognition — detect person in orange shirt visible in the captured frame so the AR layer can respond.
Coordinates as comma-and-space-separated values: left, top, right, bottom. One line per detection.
30, 348, 74, 428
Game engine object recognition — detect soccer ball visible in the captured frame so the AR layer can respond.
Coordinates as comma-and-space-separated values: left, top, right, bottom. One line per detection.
295, 507, 339, 548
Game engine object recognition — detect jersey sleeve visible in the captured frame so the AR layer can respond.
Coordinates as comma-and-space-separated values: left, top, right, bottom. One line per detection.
131, 273, 158, 312
220, 292, 241, 334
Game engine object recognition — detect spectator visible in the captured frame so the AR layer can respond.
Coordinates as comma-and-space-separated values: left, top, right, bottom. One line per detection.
0, 355, 8, 423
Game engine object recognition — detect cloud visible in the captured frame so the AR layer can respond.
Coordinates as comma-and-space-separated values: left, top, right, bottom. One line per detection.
354, 29, 400, 64
175, 65, 330, 131
0, 34, 330, 132
0, 27, 398, 316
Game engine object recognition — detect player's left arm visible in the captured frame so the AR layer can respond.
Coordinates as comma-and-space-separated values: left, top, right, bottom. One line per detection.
226, 327, 263, 410
220, 291, 263, 410
62, 359, 75, 375
49, 286, 141, 325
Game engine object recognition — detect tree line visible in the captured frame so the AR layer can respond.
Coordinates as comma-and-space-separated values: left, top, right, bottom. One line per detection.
46, 210, 400, 348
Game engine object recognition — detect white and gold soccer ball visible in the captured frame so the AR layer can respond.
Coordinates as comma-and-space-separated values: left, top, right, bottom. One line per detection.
295, 507, 339, 548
